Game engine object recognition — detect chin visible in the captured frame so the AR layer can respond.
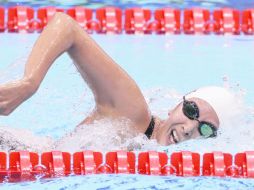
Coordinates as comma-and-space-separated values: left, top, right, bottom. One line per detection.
155, 126, 170, 146
156, 136, 170, 146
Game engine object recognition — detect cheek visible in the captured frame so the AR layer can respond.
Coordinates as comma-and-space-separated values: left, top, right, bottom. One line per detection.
156, 126, 169, 145
171, 104, 183, 117
170, 109, 187, 123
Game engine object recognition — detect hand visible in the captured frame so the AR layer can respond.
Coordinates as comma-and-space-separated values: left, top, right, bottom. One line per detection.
0, 78, 36, 116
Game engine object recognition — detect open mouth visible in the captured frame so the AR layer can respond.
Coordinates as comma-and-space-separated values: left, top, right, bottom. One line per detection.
170, 129, 179, 144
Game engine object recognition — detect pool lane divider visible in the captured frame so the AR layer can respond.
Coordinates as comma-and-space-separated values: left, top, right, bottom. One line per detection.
0, 150, 254, 182
0, 6, 254, 34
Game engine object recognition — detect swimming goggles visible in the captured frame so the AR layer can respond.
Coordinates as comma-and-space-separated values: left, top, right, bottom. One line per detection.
182, 96, 217, 138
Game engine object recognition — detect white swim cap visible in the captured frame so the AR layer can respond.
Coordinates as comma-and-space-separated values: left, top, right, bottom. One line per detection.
185, 86, 241, 126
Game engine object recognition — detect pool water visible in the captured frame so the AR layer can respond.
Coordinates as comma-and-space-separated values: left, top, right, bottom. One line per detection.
1, 174, 254, 190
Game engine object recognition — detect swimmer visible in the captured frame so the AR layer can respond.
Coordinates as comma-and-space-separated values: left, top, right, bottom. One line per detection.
0, 13, 238, 146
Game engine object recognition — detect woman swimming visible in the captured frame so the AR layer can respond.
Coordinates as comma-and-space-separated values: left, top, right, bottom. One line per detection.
0, 12, 237, 146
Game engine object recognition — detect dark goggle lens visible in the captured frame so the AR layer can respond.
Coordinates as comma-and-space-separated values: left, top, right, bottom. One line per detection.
199, 122, 217, 138
183, 101, 199, 120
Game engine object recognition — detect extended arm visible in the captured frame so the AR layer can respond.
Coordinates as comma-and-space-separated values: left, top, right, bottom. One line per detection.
0, 13, 150, 131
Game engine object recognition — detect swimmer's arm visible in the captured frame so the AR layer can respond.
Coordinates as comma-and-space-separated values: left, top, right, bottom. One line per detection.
0, 13, 150, 131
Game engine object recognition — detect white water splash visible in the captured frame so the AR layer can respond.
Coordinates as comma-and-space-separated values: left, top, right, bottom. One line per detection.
0, 45, 32, 85
54, 118, 158, 153
0, 126, 53, 152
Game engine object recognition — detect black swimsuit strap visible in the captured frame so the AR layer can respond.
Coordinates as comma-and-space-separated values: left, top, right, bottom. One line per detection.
145, 116, 155, 139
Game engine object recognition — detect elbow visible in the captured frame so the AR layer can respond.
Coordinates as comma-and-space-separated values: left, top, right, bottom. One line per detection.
49, 12, 75, 32
52, 12, 73, 23
45, 12, 75, 46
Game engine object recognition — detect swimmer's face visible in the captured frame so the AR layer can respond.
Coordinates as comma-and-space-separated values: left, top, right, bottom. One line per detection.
154, 97, 220, 146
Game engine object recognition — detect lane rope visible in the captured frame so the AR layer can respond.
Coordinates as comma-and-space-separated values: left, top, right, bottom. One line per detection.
0, 150, 254, 182
0, 6, 254, 34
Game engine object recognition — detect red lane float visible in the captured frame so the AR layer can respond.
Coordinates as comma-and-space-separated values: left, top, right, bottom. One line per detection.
106, 151, 135, 174
171, 151, 200, 176
9, 151, 39, 181
41, 151, 71, 177
0, 152, 7, 182
7, 6, 35, 32
213, 8, 240, 34
0, 7, 4, 32
202, 151, 233, 177
96, 7, 122, 34
138, 151, 169, 175
154, 8, 180, 34
67, 7, 93, 32
73, 150, 103, 174
183, 8, 210, 34
242, 9, 254, 34
235, 151, 254, 178
125, 8, 152, 34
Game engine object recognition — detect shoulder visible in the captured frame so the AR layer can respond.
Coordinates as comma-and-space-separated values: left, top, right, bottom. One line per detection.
98, 103, 152, 133
78, 104, 152, 133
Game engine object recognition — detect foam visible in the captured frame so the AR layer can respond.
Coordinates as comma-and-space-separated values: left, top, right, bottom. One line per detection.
0, 48, 30, 84
0, 126, 53, 152
54, 117, 158, 153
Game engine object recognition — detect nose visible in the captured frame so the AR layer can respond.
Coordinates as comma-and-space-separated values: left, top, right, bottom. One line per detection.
181, 120, 199, 140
